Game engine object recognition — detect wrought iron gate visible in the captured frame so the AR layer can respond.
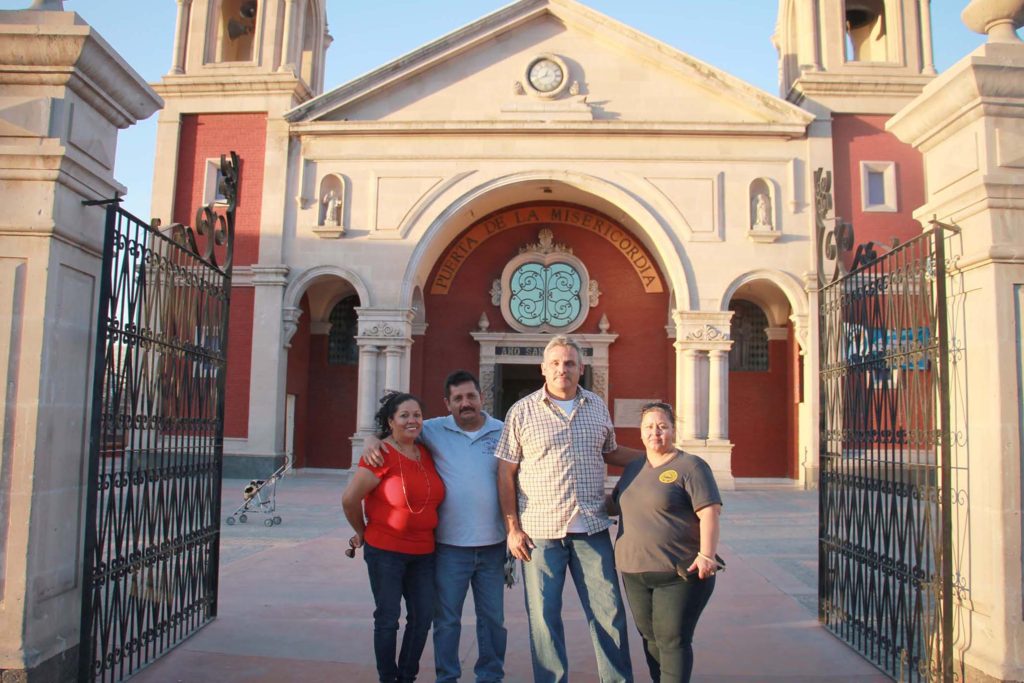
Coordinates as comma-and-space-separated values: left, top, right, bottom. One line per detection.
79, 153, 239, 682
816, 169, 954, 682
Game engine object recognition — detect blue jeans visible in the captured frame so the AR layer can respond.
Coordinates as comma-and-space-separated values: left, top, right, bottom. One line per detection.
621, 571, 715, 683
521, 530, 632, 683
363, 543, 436, 683
433, 542, 507, 682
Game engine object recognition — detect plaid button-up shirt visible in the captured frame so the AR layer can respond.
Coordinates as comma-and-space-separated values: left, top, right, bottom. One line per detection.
494, 386, 617, 539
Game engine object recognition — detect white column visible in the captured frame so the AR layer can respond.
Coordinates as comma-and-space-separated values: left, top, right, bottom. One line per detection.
681, 349, 702, 440
170, 0, 192, 74
673, 339, 686, 433
383, 345, 403, 392
707, 349, 729, 441
245, 265, 290, 463
918, 0, 936, 74
277, 0, 297, 72
356, 341, 381, 435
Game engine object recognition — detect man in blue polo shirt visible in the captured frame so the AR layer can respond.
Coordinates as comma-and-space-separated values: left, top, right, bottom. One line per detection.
362, 370, 506, 683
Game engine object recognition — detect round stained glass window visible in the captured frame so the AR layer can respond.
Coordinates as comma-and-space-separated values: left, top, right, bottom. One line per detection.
508, 261, 583, 329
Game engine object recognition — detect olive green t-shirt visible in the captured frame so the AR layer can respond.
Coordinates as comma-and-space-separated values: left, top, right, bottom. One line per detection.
611, 451, 722, 574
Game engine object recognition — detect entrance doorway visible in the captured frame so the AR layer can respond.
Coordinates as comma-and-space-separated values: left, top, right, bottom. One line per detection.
494, 363, 592, 419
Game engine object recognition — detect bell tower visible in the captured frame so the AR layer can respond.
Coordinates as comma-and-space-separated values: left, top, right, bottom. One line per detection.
150, 0, 332, 477
165, 0, 330, 97
774, 0, 935, 115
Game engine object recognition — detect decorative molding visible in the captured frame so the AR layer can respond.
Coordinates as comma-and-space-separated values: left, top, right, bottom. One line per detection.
251, 264, 290, 287
747, 229, 781, 243
490, 279, 501, 306
521, 228, 572, 255
685, 324, 729, 341
359, 323, 404, 338
282, 306, 302, 348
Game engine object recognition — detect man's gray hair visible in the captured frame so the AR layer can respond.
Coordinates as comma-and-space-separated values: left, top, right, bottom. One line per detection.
543, 335, 585, 363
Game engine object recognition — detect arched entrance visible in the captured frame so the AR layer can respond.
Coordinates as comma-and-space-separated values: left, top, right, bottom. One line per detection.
725, 281, 800, 478
412, 201, 671, 450
283, 271, 366, 468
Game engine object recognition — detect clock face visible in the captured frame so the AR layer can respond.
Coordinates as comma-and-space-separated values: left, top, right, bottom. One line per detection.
528, 58, 564, 93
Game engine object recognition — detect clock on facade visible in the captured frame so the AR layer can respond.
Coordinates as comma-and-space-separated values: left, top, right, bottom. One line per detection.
525, 54, 569, 98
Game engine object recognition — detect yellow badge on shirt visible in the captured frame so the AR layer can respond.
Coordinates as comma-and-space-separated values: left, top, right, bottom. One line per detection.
658, 470, 678, 484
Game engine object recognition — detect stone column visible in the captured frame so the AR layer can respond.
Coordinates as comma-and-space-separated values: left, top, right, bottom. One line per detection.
355, 341, 381, 437
277, 0, 298, 73
238, 265, 290, 477
170, 0, 192, 74
0, 9, 161, 680
351, 308, 415, 462
383, 345, 404, 393
672, 310, 735, 489
707, 349, 729, 441
680, 349, 703, 440
887, 13, 1024, 681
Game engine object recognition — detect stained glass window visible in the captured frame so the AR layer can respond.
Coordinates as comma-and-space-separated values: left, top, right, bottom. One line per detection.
508, 262, 583, 329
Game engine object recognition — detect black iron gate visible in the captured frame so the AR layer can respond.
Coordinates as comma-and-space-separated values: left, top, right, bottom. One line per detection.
816, 169, 954, 682
79, 153, 239, 682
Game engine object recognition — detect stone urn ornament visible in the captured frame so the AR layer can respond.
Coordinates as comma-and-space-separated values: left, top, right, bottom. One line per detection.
28, 0, 65, 8
962, 0, 1024, 42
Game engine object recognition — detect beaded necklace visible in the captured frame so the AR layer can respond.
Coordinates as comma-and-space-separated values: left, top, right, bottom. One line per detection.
388, 438, 430, 515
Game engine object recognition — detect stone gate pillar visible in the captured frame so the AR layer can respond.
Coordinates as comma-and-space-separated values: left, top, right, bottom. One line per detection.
0, 6, 160, 680
887, 8, 1024, 680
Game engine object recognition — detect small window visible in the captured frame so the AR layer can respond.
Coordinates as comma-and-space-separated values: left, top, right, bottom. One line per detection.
203, 159, 227, 205
729, 300, 770, 372
859, 160, 897, 212
327, 295, 359, 365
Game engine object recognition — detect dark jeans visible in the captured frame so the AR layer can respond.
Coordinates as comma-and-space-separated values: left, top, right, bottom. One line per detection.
621, 571, 715, 683
364, 543, 436, 683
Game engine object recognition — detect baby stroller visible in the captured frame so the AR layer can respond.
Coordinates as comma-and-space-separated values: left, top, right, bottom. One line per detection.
225, 453, 292, 527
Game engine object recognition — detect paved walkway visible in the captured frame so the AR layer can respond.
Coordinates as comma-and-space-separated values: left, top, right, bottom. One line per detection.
133, 472, 888, 682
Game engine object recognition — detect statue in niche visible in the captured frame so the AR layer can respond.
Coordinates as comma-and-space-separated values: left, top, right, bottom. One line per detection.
321, 188, 341, 226
752, 191, 773, 230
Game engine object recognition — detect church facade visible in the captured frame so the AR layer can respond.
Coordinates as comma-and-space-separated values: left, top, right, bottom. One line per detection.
150, 0, 935, 487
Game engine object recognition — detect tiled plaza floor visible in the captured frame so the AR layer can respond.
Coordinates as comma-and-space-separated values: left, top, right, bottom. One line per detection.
131, 472, 889, 682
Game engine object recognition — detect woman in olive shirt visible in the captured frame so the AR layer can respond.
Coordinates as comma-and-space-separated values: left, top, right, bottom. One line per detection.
609, 402, 723, 683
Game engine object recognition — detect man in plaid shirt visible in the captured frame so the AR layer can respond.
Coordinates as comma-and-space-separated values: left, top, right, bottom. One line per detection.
495, 335, 641, 683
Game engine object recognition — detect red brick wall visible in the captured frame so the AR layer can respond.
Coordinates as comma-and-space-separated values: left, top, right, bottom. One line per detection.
285, 295, 312, 467
832, 114, 926, 254
419, 203, 670, 447
173, 113, 267, 267
175, 112, 268, 440
224, 288, 253, 438
729, 337, 793, 477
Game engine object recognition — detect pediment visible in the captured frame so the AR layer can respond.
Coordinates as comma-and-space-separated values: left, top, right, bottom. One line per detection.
286, 0, 812, 135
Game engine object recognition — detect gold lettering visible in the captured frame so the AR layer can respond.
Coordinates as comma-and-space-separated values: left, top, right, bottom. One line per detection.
550, 208, 564, 221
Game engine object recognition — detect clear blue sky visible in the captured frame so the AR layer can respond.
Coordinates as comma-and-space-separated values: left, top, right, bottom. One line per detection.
0, 1, 990, 220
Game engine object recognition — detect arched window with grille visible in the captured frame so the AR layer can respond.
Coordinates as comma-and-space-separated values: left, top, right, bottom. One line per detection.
327, 295, 359, 365
729, 300, 769, 371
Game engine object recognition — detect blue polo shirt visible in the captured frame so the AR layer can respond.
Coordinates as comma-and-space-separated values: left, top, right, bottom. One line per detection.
420, 413, 505, 547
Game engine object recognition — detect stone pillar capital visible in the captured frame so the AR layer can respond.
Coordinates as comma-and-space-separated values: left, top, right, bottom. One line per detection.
672, 310, 734, 351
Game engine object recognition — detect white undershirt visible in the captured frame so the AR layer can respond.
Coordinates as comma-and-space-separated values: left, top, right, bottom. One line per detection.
550, 396, 576, 416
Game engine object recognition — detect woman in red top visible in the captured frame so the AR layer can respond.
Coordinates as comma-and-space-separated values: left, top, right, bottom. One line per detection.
342, 391, 445, 683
